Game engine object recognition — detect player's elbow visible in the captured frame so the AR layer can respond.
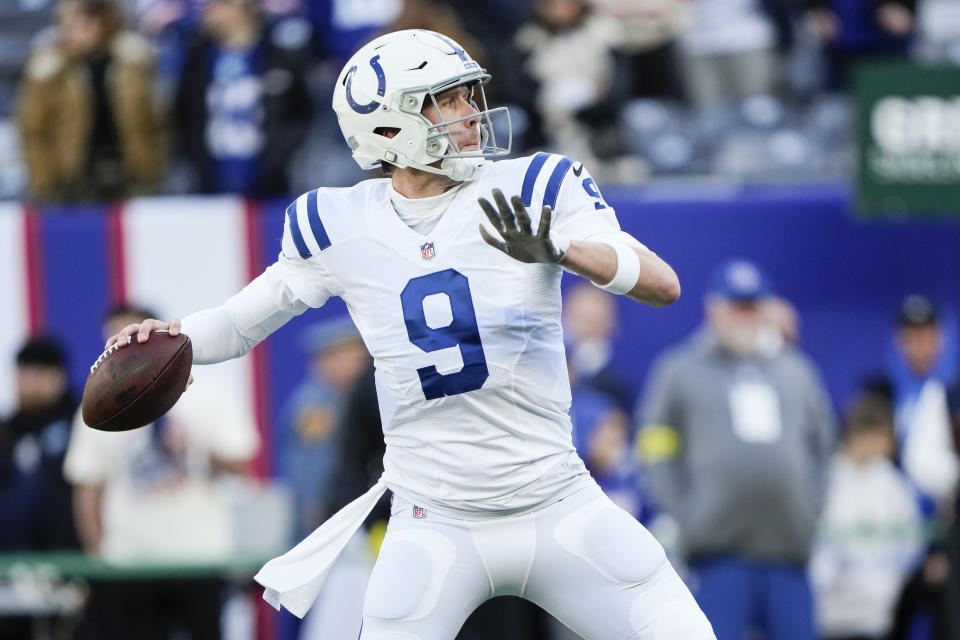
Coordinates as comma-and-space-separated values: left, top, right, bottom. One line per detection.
652, 276, 681, 306
639, 270, 681, 307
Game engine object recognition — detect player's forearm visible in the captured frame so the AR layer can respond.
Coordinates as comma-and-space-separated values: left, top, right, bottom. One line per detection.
559, 241, 681, 306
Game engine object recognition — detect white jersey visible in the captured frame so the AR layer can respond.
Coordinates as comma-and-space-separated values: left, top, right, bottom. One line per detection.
274, 153, 624, 515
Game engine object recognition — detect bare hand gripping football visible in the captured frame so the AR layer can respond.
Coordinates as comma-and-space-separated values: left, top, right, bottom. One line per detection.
81, 330, 192, 432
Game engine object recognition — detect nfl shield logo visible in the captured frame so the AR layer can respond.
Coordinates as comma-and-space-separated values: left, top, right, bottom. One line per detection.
412, 506, 427, 519
420, 242, 436, 260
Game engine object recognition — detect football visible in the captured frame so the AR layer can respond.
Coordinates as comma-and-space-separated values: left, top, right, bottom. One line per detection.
81, 331, 193, 432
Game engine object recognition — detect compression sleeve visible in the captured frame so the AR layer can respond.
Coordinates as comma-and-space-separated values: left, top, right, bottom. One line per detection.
181, 256, 336, 364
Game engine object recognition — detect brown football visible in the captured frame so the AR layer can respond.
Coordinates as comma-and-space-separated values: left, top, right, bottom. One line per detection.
81, 332, 193, 432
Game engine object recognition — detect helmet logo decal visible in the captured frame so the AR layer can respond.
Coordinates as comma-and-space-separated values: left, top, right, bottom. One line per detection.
345, 54, 386, 114
433, 33, 479, 70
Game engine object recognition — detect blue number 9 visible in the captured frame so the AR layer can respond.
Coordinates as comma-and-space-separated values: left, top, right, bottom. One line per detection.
400, 269, 489, 400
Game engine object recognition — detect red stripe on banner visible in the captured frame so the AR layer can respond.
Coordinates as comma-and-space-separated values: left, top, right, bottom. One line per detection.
244, 199, 273, 480
106, 203, 127, 305
22, 206, 46, 334
245, 200, 277, 640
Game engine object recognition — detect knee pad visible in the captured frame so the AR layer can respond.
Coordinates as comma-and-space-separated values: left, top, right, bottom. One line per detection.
361, 630, 421, 640
638, 598, 716, 640
363, 529, 456, 622
652, 602, 716, 640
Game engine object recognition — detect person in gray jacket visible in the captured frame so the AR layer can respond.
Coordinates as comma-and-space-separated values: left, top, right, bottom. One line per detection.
637, 258, 835, 640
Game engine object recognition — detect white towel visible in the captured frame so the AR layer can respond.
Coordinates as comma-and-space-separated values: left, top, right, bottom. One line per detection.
254, 479, 388, 618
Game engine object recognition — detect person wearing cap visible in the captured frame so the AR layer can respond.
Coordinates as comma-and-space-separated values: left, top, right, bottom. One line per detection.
0, 338, 80, 552
636, 258, 834, 640
0, 337, 80, 639
886, 294, 958, 505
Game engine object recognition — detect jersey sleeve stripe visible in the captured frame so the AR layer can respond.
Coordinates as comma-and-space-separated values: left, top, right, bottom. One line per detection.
543, 156, 574, 211
521, 152, 550, 207
306, 189, 331, 251
286, 202, 312, 259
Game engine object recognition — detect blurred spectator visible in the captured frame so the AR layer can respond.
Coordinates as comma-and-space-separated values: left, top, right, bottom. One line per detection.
65, 304, 260, 640
16, 0, 167, 202
810, 390, 925, 640
677, 0, 779, 105
562, 281, 633, 412
0, 336, 79, 551
887, 541, 960, 639
307, 0, 402, 63
277, 316, 369, 541
637, 258, 835, 640
805, 0, 916, 89
0, 0, 58, 116
589, 0, 687, 99
915, 0, 960, 65
568, 365, 639, 518
886, 294, 959, 507
501, 0, 632, 163
444, 0, 530, 89
174, 0, 312, 197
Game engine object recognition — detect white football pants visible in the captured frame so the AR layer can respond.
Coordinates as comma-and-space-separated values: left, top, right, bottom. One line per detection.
360, 479, 715, 640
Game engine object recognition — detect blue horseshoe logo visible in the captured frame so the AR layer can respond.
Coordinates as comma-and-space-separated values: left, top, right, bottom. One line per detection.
345, 54, 386, 114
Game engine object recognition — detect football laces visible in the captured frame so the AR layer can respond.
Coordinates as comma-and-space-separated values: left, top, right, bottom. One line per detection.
89, 329, 171, 374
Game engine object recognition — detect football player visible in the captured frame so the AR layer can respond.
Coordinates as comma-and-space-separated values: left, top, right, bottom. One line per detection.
107, 29, 715, 640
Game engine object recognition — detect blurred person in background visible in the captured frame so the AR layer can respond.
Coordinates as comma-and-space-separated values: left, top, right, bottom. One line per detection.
562, 281, 634, 412
885, 294, 958, 510
676, 0, 779, 105
65, 304, 260, 640
277, 316, 369, 541
0, 337, 79, 639
174, 0, 312, 197
588, 0, 688, 99
810, 389, 925, 640
567, 353, 640, 519
16, 0, 167, 202
637, 258, 834, 640
805, 0, 916, 89
500, 0, 634, 168
0, 337, 79, 551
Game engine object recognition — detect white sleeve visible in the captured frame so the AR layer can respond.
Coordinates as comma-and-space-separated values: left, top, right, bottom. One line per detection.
182, 255, 341, 364
63, 408, 110, 485
549, 161, 624, 242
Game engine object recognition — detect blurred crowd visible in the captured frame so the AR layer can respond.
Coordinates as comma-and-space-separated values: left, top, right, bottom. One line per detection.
0, 0, 959, 201
3, 260, 960, 639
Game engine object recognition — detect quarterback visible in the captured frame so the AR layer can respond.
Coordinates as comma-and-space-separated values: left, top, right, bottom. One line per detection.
108, 30, 715, 640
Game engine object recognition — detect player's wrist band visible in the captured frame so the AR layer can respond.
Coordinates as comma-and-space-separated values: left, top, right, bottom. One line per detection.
596, 242, 640, 295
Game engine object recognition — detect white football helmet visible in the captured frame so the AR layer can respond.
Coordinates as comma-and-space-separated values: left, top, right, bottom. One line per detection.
332, 29, 511, 182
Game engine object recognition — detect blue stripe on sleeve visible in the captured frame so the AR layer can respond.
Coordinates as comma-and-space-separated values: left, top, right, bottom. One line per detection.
521, 152, 550, 207
286, 201, 312, 259
543, 156, 574, 211
306, 189, 331, 251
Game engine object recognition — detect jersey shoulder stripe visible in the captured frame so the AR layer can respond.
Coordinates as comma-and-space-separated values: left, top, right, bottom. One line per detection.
543, 156, 574, 211
285, 201, 311, 259
305, 189, 331, 251
521, 152, 551, 207
286, 188, 335, 260
514, 152, 574, 211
